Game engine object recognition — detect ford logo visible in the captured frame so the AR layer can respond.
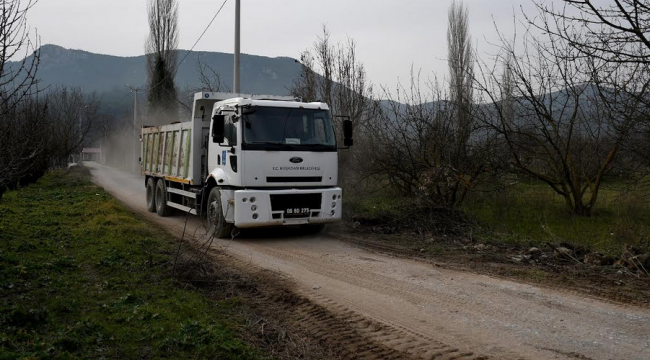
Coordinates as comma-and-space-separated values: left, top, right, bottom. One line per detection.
289, 157, 303, 164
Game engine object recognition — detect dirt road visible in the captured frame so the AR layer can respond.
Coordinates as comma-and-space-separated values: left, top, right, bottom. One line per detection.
88, 163, 650, 360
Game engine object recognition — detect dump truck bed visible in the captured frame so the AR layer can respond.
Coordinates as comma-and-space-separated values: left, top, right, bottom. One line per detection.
141, 122, 195, 184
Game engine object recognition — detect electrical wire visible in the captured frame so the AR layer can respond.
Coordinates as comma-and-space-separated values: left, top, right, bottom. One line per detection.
118, 91, 134, 103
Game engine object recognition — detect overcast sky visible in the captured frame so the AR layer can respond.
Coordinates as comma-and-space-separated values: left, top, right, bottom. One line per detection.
27, 0, 543, 88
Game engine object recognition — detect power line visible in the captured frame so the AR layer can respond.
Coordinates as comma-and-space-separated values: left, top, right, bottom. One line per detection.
148, 0, 229, 93
118, 91, 136, 103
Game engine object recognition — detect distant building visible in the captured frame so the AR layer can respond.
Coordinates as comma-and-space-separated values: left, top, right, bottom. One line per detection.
82, 148, 101, 162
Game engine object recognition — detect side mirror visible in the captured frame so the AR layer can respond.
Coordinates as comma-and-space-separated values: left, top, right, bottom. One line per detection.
343, 118, 353, 147
212, 114, 225, 143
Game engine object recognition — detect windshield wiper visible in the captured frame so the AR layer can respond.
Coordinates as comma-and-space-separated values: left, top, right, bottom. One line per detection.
281, 108, 295, 137
303, 144, 335, 150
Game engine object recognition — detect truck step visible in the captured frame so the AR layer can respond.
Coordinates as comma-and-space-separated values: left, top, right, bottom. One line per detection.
166, 201, 198, 215
166, 187, 197, 198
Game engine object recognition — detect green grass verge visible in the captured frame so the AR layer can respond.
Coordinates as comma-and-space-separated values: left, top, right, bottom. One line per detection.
347, 180, 650, 255
0, 169, 267, 360
463, 181, 650, 255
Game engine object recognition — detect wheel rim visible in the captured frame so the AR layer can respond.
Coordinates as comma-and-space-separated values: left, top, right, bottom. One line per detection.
156, 185, 163, 212
208, 198, 218, 227
147, 182, 154, 207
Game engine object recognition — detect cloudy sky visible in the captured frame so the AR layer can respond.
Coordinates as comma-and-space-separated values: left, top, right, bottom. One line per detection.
27, 0, 542, 88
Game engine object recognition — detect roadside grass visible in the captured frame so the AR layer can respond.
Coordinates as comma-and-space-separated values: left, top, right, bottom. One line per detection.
345, 191, 402, 221
0, 168, 267, 359
464, 180, 650, 255
346, 179, 650, 256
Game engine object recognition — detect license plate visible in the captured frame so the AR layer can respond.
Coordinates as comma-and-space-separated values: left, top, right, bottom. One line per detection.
285, 207, 310, 217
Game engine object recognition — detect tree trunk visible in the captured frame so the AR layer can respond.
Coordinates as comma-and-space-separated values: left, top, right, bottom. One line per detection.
573, 199, 590, 216
566, 191, 592, 216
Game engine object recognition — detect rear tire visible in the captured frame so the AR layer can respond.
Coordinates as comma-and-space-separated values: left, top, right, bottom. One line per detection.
146, 177, 156, 212
206, 187, 233, 238
155, 180, 172, 216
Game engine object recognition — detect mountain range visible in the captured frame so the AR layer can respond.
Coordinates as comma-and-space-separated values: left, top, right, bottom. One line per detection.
17, 44, 302, 97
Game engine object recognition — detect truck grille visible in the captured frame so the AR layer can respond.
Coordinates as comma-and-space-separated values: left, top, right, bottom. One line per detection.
267, 176, 322, 183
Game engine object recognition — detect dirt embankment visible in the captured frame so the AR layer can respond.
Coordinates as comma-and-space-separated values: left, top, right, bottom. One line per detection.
88, 163, 650, 360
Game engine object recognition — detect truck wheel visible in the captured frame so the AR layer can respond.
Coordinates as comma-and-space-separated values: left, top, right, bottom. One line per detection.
146, 177, 156, 212
155, 180, 172, 216
206, 187, 233, 238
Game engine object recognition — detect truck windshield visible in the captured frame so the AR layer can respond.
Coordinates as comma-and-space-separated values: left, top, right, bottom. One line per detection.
242, 106, 336, 151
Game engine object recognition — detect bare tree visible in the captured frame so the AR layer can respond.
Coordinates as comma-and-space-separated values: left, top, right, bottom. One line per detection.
196, 57, 227, 93
292, 27, 375, 126
0, 0, 44, 199
0, 0, 40, 114
362, 0, 493, 208
531, 0, 650, 190
500, 52, 515, 128
364, 70, 495, 208
292, 51, 317, 104
47, 87, 100, 165
447, 0, 474, 148
0, 95, 48, 199
291, 26, 377, 187
95, 113, 117, 142
146, 0, 179, 121
532, 0, 650, 65
474, 22, 640, 216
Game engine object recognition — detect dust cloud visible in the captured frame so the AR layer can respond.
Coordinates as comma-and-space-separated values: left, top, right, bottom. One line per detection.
100, 107, 186, 174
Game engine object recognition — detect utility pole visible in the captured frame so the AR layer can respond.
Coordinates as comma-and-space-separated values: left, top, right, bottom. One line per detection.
78, 105, 88, 164
127, 85, 142, 173
233, 0, 241, 93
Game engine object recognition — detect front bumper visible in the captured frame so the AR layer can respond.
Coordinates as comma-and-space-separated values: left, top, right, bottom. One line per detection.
233, 188, 342, 228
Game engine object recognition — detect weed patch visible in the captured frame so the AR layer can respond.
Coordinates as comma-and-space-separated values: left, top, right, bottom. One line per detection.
464, 181, 650, 255
0, 168, 267, 359
347, 180, 650, 256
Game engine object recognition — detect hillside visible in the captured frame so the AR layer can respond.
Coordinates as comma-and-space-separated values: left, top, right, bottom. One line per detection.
16, 44, 301, 96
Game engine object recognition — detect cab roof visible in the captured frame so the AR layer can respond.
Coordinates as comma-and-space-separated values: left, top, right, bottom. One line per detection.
192, 92, 329, 112
217, 97, 329, 111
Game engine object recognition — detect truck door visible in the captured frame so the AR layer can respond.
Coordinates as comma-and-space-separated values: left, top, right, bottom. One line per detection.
219, 114, 239, 175
207, 110, 241, 186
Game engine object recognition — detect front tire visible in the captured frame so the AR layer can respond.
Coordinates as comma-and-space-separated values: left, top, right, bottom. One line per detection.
146, 177, 157, 212
155, 180, 172, 216
206, 187, 233, 238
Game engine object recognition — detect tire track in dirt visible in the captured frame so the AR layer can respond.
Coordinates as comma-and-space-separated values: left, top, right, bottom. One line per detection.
220, 236, 649, 359
214, 248, 489, 360
217, 241, 525, 359
308, 295, 479, 360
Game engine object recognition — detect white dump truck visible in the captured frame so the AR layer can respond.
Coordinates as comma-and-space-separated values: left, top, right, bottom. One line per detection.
140, 92, 353, 237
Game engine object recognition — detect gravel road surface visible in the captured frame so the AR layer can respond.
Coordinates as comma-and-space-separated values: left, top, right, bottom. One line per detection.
88, 163, 650, 360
